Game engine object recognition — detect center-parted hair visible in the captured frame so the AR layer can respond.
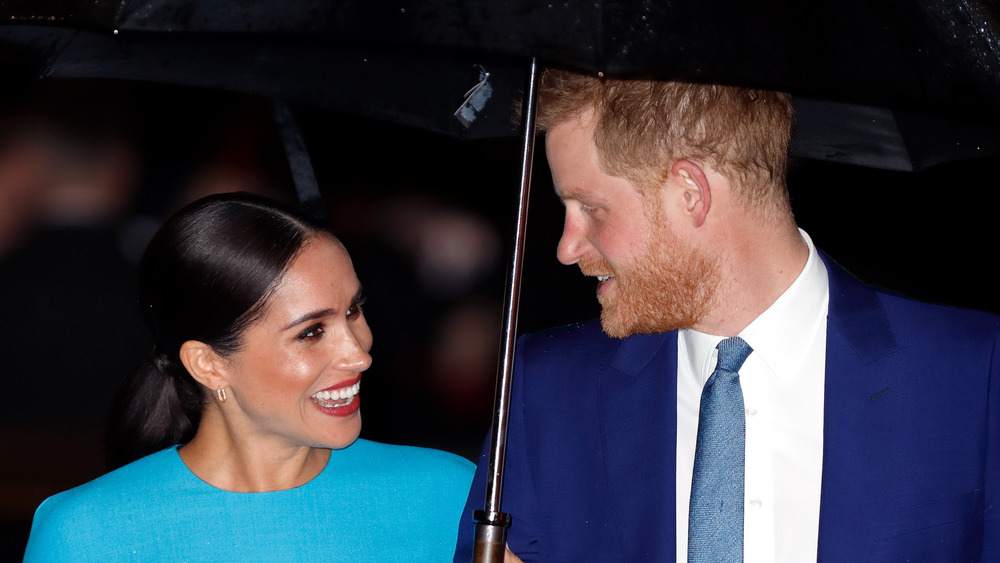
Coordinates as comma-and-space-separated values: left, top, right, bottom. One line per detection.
537, 70, 795, 218
108, 192, 332, 468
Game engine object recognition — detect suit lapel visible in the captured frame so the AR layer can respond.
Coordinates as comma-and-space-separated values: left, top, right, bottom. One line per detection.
599, 331, 678, 562
817, 256, 902, 560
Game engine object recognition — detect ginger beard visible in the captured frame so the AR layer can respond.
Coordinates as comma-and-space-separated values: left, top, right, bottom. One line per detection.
581, 211, 720, 339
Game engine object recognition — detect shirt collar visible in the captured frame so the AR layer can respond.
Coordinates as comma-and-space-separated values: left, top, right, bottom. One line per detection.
680, 229, 829, 383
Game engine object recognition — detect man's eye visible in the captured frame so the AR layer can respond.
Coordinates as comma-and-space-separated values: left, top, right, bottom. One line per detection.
298, 324, 324, 340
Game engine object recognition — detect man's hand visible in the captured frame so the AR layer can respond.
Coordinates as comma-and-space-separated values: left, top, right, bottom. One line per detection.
505, 547, 524, 563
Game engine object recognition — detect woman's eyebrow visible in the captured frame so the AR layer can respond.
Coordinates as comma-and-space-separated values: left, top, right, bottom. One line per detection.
283, 309, 335, 330
283, 284, 364, 330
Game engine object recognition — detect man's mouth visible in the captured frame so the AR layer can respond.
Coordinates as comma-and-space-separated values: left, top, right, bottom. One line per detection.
596, 274, 615, 296
311, 381, 360, 408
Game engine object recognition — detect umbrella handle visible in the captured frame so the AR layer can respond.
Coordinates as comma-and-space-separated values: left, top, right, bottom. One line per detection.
473, 510, 512, 562
472, 57, 539, 563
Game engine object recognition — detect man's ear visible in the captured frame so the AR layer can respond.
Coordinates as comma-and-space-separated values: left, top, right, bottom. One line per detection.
178, 340, 230, 392
670, 160, 712, 228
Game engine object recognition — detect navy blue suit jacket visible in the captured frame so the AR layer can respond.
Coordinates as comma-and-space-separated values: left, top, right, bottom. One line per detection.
456, 258, 1000, 561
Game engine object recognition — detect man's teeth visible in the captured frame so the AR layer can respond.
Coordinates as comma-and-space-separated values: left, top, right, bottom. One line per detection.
311, 382, 360, 407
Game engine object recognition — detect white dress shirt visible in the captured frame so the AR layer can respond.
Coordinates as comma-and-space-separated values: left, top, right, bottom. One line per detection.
676, 229, 829, 562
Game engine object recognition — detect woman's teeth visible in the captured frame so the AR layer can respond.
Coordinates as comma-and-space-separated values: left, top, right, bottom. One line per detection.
311, 382, 360, 407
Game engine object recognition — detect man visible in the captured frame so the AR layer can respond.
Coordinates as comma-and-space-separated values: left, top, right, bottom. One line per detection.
455, 70, 1000, 562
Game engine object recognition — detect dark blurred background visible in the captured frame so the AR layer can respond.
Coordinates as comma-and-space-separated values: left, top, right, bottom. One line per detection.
1, 70, 998, 560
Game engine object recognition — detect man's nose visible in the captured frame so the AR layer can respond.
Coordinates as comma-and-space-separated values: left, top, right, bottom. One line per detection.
556, 214, 590, 265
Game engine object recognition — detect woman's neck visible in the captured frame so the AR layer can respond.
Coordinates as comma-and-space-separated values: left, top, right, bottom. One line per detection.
178, 406, 331, 493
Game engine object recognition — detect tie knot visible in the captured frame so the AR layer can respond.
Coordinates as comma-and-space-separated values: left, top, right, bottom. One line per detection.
715, 336, 752, 372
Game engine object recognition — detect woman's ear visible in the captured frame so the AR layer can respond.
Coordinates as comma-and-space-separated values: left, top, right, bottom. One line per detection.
178, 340, 230, 392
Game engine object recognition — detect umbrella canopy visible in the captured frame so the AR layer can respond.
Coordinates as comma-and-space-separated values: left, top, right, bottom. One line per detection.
5, 0, 1000, 109
2, 0, 1000, 165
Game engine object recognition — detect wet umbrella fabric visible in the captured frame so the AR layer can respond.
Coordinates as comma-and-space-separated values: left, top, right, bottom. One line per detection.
2, 0, 1000, 142
4, 0, 1000, 105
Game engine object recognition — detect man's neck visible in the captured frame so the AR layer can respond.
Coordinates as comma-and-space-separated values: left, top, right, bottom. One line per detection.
693, 224, 809, 337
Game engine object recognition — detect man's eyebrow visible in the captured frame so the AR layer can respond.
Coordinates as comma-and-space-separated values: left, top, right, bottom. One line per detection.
553, 184, 578, 202
556, 185, 597, 205
283, 309, 335, 330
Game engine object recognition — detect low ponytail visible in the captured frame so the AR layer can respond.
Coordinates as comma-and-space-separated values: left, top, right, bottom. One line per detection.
107, 348, 203, 469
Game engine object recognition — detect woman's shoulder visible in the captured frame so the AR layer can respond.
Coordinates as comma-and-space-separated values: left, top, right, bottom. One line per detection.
343, 438, 474, 474
37, 447, 181, 511
327, 439, 474, 498
319, 439, 474, 552
24, 448, 185, 561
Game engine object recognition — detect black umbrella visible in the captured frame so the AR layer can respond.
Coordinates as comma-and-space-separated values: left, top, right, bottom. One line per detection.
5, 0, 1000, 111
3, 0, 1000, 151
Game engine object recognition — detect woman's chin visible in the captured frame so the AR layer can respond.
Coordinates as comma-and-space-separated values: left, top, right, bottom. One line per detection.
310, 415, 362, 451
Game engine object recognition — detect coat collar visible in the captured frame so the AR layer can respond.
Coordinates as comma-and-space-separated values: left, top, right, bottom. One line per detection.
822, 252, 897, 362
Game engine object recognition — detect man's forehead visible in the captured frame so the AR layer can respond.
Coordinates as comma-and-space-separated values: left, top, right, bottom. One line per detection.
546, 111, 596, 160
546, 111, 608, 202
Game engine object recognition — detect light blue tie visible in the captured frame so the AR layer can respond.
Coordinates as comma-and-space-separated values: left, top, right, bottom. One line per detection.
688, 336, 752, 563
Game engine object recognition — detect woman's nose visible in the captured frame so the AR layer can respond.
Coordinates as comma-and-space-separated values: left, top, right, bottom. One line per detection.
335, 323, 373, 371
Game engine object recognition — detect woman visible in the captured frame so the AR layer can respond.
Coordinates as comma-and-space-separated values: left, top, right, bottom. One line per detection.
24, 193, 475, 561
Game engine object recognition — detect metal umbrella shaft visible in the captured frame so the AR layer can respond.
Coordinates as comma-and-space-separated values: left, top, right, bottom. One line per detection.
473, 57, 539, 563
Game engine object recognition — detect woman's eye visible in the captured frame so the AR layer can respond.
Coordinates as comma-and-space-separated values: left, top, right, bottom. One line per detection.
347, 298, 366, 320
298, 323, 324, 340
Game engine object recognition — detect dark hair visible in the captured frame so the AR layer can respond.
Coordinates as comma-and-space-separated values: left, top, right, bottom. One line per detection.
108, 192, 330, 468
